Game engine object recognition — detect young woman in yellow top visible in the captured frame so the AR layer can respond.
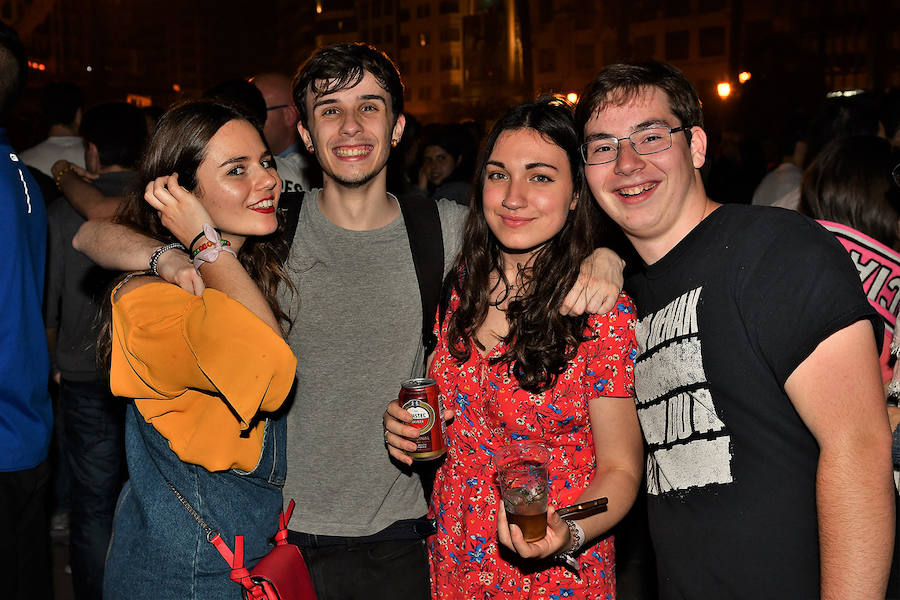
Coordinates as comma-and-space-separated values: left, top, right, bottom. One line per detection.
102, 100, 297, 599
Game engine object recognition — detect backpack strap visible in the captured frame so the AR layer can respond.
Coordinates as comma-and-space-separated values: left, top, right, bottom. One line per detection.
276, 190, 304, 264
278, 190, 444, 357
396, 195, 444, 358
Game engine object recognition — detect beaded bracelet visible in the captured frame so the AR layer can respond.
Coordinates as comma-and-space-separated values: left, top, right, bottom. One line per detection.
148, 242, 187, 277
557, 519, 584, 571
54, 163, 77, 189
192, 224, 236, 270
191, 238, 232, 258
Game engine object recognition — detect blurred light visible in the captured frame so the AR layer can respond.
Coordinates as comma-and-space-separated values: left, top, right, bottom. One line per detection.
27, 60, 46, 71
172, 83, 181, 92
566, 92, 579, 103
86, 65, 93, 72
126, 94, 152, 108
826, 88, 864, 98
315, 0, 322, 13
738, 71, 751, 84
717, 82, 732, 99
419, 33, 427, 46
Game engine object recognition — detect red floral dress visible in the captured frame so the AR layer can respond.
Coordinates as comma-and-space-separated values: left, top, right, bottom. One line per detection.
427, 292, 638, 599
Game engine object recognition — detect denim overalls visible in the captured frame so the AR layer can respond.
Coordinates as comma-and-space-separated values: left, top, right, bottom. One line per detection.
104, 401, 286, 599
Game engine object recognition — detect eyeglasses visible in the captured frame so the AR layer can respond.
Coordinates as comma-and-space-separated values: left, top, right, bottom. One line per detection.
580, 125, 691, 165
266, 104, 289, 111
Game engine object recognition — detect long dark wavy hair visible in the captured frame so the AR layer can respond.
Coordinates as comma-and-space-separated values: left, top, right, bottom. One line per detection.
446, 98, 601, 393
801, 135, 900, 248
98, 99, 292, 362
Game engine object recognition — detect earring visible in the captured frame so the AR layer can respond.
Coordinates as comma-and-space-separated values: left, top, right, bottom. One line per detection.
391, 138, 398, 147
307, 144, 314, 153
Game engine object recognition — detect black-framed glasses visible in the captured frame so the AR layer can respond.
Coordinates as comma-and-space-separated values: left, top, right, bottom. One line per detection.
580, 125, 691, 165
266, 104, 289, 111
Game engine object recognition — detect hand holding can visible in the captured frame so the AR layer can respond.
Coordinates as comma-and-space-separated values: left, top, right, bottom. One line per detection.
399, 378, 447, 461
383, 379, 455, 465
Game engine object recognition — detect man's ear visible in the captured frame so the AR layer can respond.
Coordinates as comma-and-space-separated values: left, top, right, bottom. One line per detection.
689, 126, 707, 170
391, 114, 407, 146
297, 121, 313, 150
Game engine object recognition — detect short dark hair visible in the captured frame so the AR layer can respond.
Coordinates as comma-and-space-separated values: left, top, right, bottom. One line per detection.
292, 43, 404, 130
575, 60, 703, 140
0, 22, 26, 120
801, 135, 900, 248
41, 82, 83, 127
80, 102, 148, 169
203, 79, 267, 129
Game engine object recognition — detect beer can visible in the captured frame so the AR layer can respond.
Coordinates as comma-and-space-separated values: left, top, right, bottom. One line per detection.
399, 377, 446, 461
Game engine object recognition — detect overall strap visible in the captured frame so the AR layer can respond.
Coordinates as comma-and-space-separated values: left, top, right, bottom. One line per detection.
134, 404, 285, 596
396, 195, 444, 357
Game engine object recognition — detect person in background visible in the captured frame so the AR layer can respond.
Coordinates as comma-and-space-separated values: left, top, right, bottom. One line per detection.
46, 102, 147, 600
416, 123, 473, 206
0, 21, 52, 600
252, 72, 313, 193
751, 116, 807, 208
21, 81, 85, 177
800, 135, 900, 382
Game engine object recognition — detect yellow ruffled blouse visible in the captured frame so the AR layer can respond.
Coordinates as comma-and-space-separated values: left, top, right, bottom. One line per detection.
110, 282, 297, 472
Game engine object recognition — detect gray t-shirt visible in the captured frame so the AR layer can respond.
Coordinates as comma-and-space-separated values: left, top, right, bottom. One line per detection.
280, 189, 466, 537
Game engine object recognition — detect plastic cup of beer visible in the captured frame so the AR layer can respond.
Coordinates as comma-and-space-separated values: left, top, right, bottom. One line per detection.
494, 442, 550, 543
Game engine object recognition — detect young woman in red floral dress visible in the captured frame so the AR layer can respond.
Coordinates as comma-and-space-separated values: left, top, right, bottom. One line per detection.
385, 98, 643, 599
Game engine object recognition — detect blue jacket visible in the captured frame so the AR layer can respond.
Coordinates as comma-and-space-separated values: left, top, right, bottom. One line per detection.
0, 129, 51, 471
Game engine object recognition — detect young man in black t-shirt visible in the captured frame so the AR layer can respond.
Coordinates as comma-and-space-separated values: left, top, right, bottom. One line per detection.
575, 61, 896, 599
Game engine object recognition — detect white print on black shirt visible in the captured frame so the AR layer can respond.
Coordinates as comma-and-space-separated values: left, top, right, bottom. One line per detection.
634, 286, 733, 495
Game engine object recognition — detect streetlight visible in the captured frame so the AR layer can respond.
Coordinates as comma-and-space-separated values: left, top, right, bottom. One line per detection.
717, 82, 732, 99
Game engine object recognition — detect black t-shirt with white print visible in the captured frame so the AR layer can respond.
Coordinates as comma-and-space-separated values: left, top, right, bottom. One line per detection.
625, 203, 881, 599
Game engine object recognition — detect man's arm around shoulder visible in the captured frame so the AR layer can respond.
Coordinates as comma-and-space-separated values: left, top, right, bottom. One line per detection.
785, 319, 895, 599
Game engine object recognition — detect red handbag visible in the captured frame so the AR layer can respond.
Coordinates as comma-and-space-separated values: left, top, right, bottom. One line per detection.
209, 500, 317, 600
167, 480, 317, 600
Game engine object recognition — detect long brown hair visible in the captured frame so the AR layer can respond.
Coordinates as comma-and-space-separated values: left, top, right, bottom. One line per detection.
98, 99, 293, 362
801, 135, 900, 248
447, 98, 602, 393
